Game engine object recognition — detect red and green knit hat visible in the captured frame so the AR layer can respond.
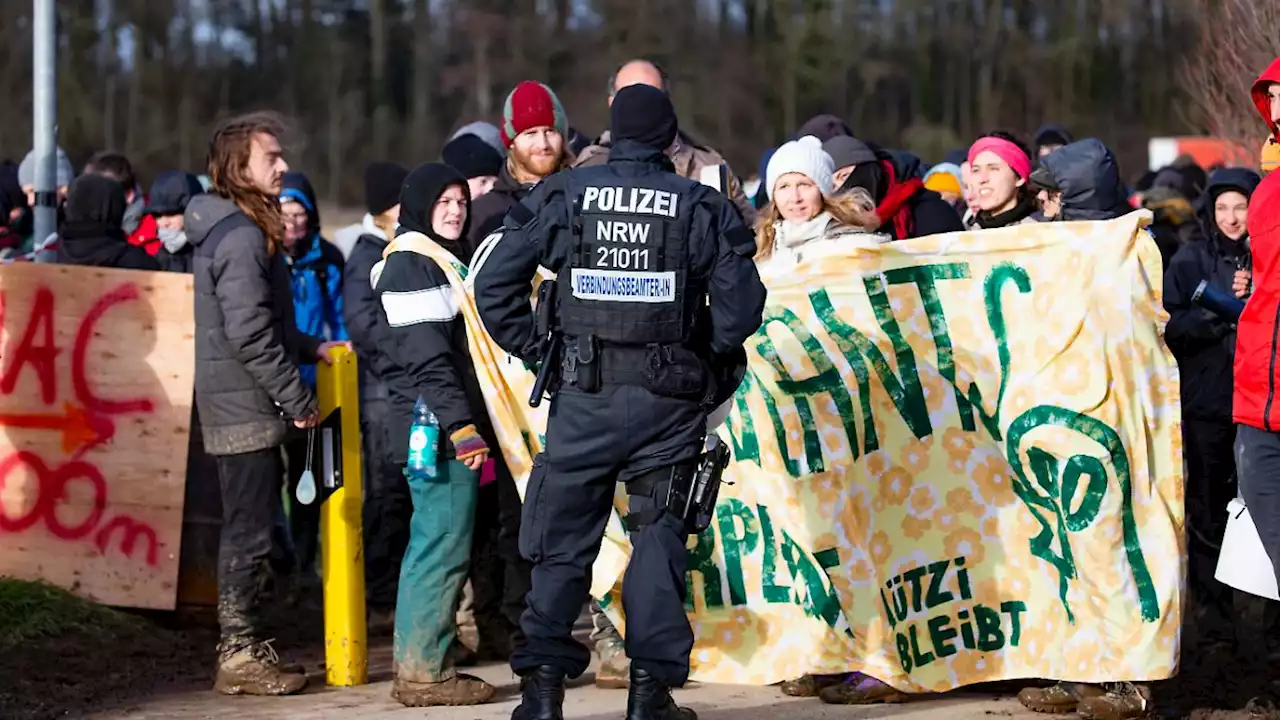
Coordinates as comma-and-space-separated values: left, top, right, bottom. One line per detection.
500, 81, 568, 147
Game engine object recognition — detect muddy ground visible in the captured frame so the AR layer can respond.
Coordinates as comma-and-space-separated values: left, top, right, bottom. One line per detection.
0, 580, 325, 720
5, 579, 1280, 719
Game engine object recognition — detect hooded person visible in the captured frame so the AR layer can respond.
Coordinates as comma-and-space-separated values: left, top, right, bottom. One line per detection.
55, 174, 159, 271
467, 81, 573, 257
1163, 166, 1260, 644
341, 161, 412, 630
1028, 139, 1127, 222
147, 170, 206, 273
442, 133, 504, 201
1232, 56, 1280, 595
1031, 124, 1074, 160
822, 136, 877, 192
278, 171, 348, 580
1143, 163, 1207, 270
83, 150, 158, 253
836, 137, 964, 239
371, 162, 498, 707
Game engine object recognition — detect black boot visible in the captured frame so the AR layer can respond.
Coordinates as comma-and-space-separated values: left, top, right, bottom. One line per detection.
627, 666, 697, 720
511, 665, 565, 720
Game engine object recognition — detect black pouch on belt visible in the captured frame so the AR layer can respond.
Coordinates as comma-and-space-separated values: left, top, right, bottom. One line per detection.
644, 344, 709, 401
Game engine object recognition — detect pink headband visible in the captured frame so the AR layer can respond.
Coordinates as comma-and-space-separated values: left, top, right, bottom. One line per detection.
967, 137, 1032, 180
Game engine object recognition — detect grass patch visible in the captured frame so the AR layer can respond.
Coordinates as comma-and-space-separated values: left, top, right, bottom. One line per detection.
0, 577, 142, 650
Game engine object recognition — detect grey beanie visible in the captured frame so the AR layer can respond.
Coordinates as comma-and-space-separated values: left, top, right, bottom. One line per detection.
822, 136, 877, 170
449, 122, 506, 158
18, 147, 75, 188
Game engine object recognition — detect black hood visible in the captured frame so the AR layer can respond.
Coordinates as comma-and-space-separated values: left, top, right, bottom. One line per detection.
1039, 139, 1127, 221
1206, 167, 1262, 203
398, 162, 471, 254
794, 114, 853, 142
58, 174, 134, 265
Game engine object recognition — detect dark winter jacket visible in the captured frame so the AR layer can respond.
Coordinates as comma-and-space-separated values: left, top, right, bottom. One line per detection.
1038, 139, 1127, 221
466, 164, 530, 262
187, 193, 322, 455
375, 163, 493, 463
343, 217, 394, 402
838, 143, 964, 239
55, 174, 160, 271
1165, 232, 1249, 422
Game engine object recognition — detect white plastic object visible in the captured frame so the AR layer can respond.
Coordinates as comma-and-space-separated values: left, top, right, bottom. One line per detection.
1215, 499, 1279, 600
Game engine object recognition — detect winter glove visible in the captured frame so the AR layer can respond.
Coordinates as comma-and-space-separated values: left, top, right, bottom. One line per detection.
450, 425, 489, 462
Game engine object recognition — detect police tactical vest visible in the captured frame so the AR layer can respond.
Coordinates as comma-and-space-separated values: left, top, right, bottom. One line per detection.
559, 167, 698, 346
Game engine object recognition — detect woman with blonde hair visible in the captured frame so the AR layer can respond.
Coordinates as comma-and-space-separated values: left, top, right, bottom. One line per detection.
755, 135, 889, 274
760, 137, 903, 706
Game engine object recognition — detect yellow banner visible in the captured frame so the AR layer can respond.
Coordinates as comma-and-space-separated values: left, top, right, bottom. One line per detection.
441, 214, 1182, 692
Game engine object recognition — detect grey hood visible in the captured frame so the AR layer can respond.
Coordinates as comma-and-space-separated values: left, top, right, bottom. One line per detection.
185, 194, 244, 247
1040, 138, 1126, 221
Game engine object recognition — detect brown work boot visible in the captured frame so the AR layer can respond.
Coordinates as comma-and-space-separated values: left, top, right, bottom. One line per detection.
1076, 683, 1153, 720
1018, 682, 1107, 714
596, 640, 631, 689
214, 640, 308, 696
818, 673, 908, 704
779, 674, 842, 697
391, 673, 496, 707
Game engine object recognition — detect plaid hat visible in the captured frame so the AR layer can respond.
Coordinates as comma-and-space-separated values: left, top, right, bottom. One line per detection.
501, 81, 568, 147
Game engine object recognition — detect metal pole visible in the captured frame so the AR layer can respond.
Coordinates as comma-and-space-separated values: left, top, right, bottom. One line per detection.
32, 0, 58, 249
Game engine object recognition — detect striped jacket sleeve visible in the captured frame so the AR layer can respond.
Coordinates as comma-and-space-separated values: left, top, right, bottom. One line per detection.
374, 251, 473, 435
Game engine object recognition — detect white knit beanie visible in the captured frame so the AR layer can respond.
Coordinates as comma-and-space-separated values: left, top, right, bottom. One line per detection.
767, 135, 835, 197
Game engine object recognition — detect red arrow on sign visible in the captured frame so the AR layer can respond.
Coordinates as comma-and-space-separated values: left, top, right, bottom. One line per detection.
0, 402, 115, 455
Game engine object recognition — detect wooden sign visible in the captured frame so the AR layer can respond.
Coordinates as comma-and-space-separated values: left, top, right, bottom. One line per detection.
0, 263, 193, 610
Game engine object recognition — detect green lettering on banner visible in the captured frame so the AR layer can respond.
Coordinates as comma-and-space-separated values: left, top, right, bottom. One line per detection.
810, 278, 930, 454
757, 505, 792, 603
685, 525, 724, 610
927, 614, 959, 658
780, 533, 845, 631
975, 604, 1005, 651
724, 370, 761, 465
958, 264, 1032, 438
1005, 406, 1159, 623
754, 307, 859, 476
716, 498, 760, 607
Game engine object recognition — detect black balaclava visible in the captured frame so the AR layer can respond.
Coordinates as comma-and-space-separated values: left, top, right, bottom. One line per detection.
398, 162, 472, 258
64, 173, 127, 233
610, 85, 679, 151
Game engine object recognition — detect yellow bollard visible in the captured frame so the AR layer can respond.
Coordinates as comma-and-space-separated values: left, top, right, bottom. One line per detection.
316, 346, 368, 686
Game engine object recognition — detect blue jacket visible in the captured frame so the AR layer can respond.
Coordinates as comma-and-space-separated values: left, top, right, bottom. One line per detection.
285, 231, 347, 386
281, 183, 347, 386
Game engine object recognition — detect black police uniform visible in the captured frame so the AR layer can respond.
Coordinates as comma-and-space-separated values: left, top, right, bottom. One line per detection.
473, 138, 765, 718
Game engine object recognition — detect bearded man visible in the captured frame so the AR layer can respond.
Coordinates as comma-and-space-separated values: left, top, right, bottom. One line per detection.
465, 81, 573, 260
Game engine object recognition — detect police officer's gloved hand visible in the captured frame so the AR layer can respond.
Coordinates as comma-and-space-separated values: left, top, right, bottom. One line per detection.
450, 425, 489, 462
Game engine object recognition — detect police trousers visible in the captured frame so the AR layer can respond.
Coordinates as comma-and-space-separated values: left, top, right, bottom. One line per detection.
510, 384, 705, 688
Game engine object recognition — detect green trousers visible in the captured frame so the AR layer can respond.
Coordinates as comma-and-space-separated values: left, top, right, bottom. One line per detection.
393, 459, 478, 682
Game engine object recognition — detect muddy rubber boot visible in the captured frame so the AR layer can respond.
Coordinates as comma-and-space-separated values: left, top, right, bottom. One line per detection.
596, 640, 631, 689
779, 674, 842, 697
391, 673, 495, 707
626, 666, 696, 720
1018, 682, 1107, 714
214, 641, 308, 696
511, 666, 565, 720
1076, 683, 1153, 720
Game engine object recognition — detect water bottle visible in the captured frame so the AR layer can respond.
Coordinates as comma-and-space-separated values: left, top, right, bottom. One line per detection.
407, 397, 440, 479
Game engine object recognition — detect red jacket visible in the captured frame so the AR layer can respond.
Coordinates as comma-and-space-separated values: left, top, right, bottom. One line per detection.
1233, 57, 1280, 430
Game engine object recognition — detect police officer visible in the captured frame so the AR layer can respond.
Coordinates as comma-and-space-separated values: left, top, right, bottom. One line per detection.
472, 84, 766, 720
